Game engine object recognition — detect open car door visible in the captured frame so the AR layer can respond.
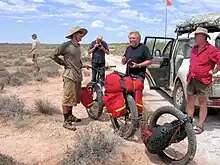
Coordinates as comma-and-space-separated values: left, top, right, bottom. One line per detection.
144, 36, 175, 88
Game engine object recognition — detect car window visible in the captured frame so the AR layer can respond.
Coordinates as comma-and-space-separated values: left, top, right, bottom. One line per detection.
163, 41, 173, 58
173, 40, 187, 58
215, 37, 220, 50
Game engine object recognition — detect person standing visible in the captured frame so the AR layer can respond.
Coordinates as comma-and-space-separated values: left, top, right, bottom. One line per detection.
30, 33, 40, 72
50, 26, 88, 131
88, 36, 109, 82
122, 31, 153, 80
186, 27, 220, 134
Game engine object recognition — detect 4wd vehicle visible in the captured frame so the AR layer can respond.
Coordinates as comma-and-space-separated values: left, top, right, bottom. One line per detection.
144, 12, 220, 112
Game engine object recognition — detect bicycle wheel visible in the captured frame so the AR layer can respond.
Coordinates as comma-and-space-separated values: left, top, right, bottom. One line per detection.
149, 106, 196, 165
110, 94, 139, 139
86, 83, 104, 120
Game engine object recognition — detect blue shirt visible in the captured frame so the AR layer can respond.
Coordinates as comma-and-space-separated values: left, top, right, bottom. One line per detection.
89, 40, 109, 63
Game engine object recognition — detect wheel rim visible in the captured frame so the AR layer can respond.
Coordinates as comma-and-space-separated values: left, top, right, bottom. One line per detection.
175, 86, 184, 107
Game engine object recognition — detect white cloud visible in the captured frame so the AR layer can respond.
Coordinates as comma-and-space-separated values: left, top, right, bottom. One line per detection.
17, 19, 23, 23
74, 1, 111, 12
117, 32, 127, 37
91, 20, 104, 27
32, 0, 45, 3
119, 9, 138, 18
104, 24, 128, 31
105, 0, 130, 8
76, 20, 84, 24
0, 0, 37, 13
41, 12, 90, 19
119, 9, 162, 23
61, 22, 68, 26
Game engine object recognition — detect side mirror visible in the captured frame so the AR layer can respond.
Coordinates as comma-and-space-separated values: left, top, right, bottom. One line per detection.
154, 49, 162, 57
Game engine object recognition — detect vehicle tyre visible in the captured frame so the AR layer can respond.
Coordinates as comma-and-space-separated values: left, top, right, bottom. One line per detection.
173, 81, 186, 112
86, 83, 104, 120
110, 94, 139, 139
149, 106, 196, 165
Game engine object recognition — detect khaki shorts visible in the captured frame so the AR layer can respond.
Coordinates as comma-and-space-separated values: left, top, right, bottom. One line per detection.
187, 78, 211, 96
62, 77, 81, 106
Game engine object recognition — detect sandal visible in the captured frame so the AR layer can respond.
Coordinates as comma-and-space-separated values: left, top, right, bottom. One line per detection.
193, 125, 204, 134
63, 121, 76, 131
67, 115, 81, 123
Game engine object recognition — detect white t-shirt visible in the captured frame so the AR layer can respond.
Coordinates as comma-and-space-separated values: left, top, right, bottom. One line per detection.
32, 39, 40, 55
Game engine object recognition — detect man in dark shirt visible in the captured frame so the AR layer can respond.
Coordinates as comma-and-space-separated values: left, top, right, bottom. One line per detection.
88, 36, 109, 82
122, 31, 153, 80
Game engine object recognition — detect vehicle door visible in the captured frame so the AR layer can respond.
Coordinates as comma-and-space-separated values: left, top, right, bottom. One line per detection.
144, 36, 174, 88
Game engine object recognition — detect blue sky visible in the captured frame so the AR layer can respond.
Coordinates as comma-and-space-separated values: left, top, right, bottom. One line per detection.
0, 0, 220, 44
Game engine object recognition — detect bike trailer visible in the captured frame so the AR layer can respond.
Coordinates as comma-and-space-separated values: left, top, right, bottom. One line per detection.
80, 87, 93, 108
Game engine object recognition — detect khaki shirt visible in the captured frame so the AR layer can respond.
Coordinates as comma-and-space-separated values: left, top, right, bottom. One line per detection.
50, 41, 82, 82
32, 39, 40, 55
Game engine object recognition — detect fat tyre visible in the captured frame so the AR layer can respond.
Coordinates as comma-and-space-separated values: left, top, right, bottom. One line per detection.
173, 81, 186, 112
110, 94, 139, 139
86, 84, 104, 120
149, 106, 196, 165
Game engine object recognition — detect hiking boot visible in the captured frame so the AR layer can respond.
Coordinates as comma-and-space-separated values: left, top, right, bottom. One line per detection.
63, 121, 76, 131
67, 115, 81, 123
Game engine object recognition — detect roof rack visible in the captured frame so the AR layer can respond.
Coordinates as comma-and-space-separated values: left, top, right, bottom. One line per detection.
175, 12, 220, 36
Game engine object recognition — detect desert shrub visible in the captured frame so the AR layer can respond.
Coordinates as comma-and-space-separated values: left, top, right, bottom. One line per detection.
38, 58, 60, 69
60, 124, 122, 165
14, 57, 27, 66
0, 95, 26, 121
33, 98, 60, 115
40, 65, 60, 77
9, 68, 32, 86
108, 43, 128, 56
0, 153, 26, 165
0, 70, 10, 83
32, 72, 48, 83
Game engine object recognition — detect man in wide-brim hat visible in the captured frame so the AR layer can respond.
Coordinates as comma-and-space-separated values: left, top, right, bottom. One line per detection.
186, 27, 220, 134
50, 26, 88, 131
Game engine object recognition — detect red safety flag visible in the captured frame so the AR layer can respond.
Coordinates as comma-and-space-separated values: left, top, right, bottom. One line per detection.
166, 0, 172, 6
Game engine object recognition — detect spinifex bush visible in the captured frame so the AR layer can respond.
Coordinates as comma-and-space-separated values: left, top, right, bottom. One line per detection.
0, 94, 26, 121
60, 124, 122, 165
33, 98, 60, 115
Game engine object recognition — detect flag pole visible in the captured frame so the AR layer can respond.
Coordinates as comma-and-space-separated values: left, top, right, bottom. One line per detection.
165, 0, 167, 39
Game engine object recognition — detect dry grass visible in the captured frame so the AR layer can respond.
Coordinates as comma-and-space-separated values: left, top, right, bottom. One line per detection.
0, 153, 26, 165
0, 69, 10, 90
0, 94, 26, 122
9, 67, 33, 86
33, 98, 60, 115
59, 124, 122, 165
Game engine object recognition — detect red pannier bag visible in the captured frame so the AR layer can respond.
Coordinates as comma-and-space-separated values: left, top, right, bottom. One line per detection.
135, 90, 143, 114
104, 73, 123, 93
80, 87, 93, 108
103, 92, 126, 118
123, 76, 135, 91
133, 78, 144, 114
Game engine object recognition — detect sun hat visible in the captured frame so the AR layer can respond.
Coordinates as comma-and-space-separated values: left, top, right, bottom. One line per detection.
194, 27, 210, 39
66, 26, 88, 39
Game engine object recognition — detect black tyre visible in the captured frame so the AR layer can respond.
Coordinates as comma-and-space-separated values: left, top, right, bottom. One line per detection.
173, 81, 186, 112
86, 83, 104, 120
110, 94, 139, 139
149, 106, 196, 165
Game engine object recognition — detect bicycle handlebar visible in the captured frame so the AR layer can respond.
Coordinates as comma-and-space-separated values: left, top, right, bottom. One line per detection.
82, 65, 116, 71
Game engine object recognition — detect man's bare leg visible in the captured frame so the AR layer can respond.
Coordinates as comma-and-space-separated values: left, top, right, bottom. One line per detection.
197, 96, 208, 126
186, 95, 197, 120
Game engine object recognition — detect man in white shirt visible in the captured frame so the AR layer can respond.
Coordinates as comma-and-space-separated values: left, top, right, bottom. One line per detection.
30, 33, 40, 72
